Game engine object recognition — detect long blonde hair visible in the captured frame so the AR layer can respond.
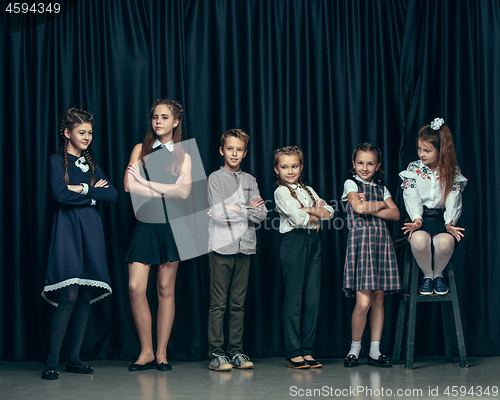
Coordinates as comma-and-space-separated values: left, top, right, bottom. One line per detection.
140, 98, 185, 176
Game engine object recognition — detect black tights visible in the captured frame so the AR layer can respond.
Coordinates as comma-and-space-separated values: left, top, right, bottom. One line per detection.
45, 284, 92, 370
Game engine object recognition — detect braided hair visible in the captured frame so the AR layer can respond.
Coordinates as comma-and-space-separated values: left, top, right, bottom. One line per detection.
59, 108, 95, 185
140, 98, 185, 176
348, 142, 384, 187
273, 145, 316, 207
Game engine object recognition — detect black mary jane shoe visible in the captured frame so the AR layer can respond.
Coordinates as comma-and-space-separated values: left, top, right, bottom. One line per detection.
41, 368, 59, 380
156, 362, 172, 371
128, 360, 156, 371
65, 362, 94, 374
367, 354, 392, 368
343, 354, 359, 368
304, 358, 322, 368
285, 358, 310, 369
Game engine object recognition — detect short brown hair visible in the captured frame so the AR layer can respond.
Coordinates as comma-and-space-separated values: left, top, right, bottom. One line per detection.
220, 128, 250, 150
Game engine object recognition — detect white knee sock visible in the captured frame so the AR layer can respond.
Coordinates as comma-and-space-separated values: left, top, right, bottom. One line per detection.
347, 340, 361, 358
369, 341, 381, 359
432, 233, 455, 277
410, 231, 433, 279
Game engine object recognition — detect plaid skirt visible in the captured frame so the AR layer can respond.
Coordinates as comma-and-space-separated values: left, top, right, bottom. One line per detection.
343, 225, 401, 298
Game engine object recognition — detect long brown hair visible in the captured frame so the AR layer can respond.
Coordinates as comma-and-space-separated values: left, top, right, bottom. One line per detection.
140, 98, 185, 176
59, 108, 95, 185
273, 145, 316, 207
418, 122, 458, 201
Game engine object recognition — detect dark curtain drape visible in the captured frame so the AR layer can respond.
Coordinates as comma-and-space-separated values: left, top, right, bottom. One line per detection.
1, 0, 498, 362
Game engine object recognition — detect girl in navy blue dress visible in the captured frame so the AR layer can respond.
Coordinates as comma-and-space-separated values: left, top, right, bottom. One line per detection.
42, 108, 117, 379
124, 99, 192, 372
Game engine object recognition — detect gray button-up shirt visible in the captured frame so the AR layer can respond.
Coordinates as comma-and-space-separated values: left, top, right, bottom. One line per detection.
208, 167, 268, 255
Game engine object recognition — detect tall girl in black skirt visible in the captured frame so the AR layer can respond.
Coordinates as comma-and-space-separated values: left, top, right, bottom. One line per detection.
124, 99, 192, 372
400, 118, 467, 296
42, 108, 117, 379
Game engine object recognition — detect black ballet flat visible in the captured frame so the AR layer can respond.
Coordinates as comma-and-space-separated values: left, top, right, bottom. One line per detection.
41, 368, 59, 380
304, 359, 322, 368
128, 360, 156, 371
343, 354, 359, 368
285, 358, 310, 369
65, 362, 94, 374
367, 354, 392, 367
156, 362, 172, 371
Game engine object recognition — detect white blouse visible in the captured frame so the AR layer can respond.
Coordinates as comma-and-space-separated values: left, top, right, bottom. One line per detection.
341, 175, 392, 202
399, 160, 467, 226
274, 184, 334, 234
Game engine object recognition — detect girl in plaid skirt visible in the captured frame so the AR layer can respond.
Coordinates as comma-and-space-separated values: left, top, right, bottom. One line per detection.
342, 143, 401, 368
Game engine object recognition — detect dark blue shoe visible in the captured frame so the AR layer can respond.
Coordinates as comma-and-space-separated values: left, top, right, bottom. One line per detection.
433, 277, 449, 295
419, 278, 433, 295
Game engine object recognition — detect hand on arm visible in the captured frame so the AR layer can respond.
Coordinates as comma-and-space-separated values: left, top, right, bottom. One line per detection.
401, 218, 422, 238
248, 197, 265, 207
245, 180, 268, 223
371, 196, 400, 221
67, 185, 84, 193
347, 191, 388, 214
139, 154, 192, 199
446, 220, 465, 242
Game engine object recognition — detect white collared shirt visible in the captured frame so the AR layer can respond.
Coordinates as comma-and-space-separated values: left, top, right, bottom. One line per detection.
153, 138, 174, 152
341, 175, 392, 201
274, 184, 334, 234
399, 160, 467, 225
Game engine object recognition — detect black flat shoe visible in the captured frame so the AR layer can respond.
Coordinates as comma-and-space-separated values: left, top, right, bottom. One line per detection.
285, 358, 310, 369
41, 368, 59, 380
65, 363, 94, 374
367, 354, 392, 367
343, 354, 359, 368
156, 362, 172, 371
304, 359, 322, 368
128, 360, 156, 371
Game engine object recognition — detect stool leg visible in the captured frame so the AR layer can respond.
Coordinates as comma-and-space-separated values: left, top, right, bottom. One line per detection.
392, 244, 412, 365
405, 258, 419, 369
447, 264, 468, 368
441, 302, 453, 362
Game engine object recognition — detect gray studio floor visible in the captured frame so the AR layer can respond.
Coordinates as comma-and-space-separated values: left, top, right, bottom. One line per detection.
0, 356, 499, 400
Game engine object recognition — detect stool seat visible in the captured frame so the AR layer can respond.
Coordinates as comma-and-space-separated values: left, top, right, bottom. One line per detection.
392, 243, 468, 369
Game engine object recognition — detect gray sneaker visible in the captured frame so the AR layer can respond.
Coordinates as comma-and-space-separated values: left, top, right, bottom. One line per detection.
231, 354, 254, 369
209, 353, 232, 371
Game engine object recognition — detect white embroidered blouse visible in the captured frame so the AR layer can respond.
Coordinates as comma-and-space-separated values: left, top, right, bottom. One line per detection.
399, 160, 467, 226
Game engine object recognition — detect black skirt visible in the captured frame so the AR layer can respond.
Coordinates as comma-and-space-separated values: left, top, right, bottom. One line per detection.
420, 207, 446, 234
125, 221, 180, 265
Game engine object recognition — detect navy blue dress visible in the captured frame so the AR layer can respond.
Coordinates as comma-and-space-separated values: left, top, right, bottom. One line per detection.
42, 153, 117, 306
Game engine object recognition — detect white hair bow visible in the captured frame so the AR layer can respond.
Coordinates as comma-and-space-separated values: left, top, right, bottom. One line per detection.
430, 117, 445, 130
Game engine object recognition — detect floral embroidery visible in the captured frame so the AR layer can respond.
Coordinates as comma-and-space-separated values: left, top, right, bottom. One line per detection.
403, 178, 416, 190
452, 182, 462, 192
407, 161, 438, 180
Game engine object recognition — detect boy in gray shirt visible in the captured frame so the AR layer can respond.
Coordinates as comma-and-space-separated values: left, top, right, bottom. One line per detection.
207, 129, 267, 371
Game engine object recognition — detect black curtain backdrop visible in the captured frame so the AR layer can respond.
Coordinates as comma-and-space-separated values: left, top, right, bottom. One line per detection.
1, 0, 499, 362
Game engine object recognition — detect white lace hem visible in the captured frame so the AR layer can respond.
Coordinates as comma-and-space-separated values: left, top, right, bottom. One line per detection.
41, 278, 112, 307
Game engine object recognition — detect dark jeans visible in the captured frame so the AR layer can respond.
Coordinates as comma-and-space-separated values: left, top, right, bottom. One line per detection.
280, 229, 321, 358
208, 251, 251, 358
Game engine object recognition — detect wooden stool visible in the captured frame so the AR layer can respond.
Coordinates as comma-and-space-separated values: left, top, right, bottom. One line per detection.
392, 243, 468, 369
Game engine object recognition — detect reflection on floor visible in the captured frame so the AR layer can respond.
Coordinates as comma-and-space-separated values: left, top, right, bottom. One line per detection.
0, 356, 498, 400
